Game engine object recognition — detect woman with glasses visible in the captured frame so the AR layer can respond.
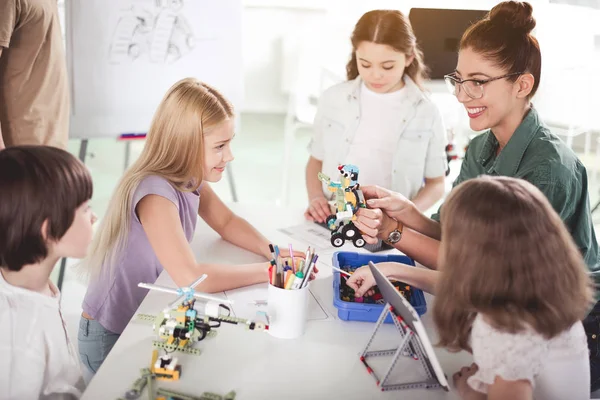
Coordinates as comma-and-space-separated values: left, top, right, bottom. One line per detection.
304, 10, 448, 224
346, 1, 600, 394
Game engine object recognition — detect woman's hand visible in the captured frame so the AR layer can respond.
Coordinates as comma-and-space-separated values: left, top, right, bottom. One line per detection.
361, 185, 417, 225
304, 196, 332, 223
354, 207, 397, 245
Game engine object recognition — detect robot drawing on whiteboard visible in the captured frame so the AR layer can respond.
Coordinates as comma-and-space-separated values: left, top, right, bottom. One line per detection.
109, 0, 195, 64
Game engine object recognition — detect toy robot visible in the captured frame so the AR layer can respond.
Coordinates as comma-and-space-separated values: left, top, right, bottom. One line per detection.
318, 164, 367, 248
138, 274, 267, 356
134, 274, 268, 386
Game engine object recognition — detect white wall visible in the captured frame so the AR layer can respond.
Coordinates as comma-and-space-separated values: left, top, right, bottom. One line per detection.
240, 0, 497, 114
61, 0, 600, 115
62, 0, 600, 116
241, 4, 329, 114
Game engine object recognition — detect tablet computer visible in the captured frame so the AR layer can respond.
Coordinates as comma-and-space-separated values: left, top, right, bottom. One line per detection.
368, 261, 449, 390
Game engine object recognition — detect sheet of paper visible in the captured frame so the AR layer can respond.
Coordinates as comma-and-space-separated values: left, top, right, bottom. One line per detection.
278, 222, 333, 252
223, 283, 329, 321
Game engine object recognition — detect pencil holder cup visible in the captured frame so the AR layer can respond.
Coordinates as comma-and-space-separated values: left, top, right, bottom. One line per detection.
267, 283, 309, 339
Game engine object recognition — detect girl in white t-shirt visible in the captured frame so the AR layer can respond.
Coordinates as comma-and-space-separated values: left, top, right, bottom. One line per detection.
434, 176, 593, 400
305, 9, 448, 222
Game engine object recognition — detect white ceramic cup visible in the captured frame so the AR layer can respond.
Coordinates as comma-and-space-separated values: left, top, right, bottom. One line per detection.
267, 282, 309, 339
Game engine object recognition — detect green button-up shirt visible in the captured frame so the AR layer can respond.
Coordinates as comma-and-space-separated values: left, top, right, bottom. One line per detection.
432, 107, 600, 285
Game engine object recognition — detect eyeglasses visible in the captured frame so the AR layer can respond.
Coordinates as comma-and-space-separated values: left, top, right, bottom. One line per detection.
443, 72, 523, 99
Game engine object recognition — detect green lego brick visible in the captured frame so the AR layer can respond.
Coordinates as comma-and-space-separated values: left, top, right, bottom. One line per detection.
135, 313, 156, 323
155, 388, 236, 400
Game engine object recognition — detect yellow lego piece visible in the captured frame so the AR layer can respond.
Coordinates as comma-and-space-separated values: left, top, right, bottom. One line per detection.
151, 350, 181, 381
154, 366, 180, 381
150, 349, 158, 369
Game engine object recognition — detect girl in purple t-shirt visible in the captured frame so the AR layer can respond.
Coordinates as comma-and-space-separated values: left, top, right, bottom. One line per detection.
78, 78, 310, 374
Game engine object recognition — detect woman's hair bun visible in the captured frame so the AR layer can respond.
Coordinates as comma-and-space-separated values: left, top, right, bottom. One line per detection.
489, 1, 536, 34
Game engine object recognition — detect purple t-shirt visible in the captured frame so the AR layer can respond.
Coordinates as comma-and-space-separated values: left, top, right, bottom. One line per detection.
83, 175, 200, 334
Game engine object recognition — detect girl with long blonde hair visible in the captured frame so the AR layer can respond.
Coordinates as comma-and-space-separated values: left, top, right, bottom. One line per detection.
78, 78, 308, 373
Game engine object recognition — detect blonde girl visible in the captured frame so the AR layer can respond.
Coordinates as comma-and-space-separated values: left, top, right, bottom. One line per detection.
78, 78, 308, 373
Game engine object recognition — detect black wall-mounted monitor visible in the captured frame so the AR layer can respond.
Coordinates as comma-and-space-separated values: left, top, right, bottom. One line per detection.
408, 8, 489, 79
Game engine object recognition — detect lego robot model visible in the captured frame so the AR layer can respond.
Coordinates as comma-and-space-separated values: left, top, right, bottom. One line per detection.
318, 164, 367, 248
109, 0, 195, 64
137, 274, 268, 380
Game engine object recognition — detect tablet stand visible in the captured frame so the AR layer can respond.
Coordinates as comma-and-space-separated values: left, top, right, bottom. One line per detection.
359, 303, 445, 391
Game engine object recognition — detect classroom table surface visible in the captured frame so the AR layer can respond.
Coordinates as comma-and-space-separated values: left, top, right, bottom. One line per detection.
81, 203, 472, 400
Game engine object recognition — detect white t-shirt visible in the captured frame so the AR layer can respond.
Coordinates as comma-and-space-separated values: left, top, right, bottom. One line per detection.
309, 77, 448, 201
0, 271, 84, 399
469, 313, 589, 400
344, 83, 406, 189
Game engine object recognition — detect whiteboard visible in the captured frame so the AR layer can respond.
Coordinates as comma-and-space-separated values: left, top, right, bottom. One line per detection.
66, 0, 243, 139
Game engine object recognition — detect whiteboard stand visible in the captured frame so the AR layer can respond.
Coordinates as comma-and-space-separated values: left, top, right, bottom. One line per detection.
78, 138, 89, 164
57, 138, 90, 291
124, 141, 131, 172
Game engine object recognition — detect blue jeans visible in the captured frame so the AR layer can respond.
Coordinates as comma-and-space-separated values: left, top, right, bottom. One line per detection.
78, 315, 120, 374
583, 301, 600, 391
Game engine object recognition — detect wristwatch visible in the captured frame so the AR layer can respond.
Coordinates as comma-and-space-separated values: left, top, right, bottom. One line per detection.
384, 219, 403, 245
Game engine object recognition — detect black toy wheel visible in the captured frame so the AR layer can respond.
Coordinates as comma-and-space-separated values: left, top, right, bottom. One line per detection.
331, 232, 345, 247
353, 236, 366, 247
342, 223, 358, 238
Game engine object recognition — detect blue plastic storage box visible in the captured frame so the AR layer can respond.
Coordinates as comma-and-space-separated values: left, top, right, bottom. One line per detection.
332, 251, 427, 323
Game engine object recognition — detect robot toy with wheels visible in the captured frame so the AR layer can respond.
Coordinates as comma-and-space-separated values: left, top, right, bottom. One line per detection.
318, 164, 367, 248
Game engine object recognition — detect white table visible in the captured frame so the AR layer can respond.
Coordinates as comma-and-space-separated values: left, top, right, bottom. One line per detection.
82, 204, 472, 400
